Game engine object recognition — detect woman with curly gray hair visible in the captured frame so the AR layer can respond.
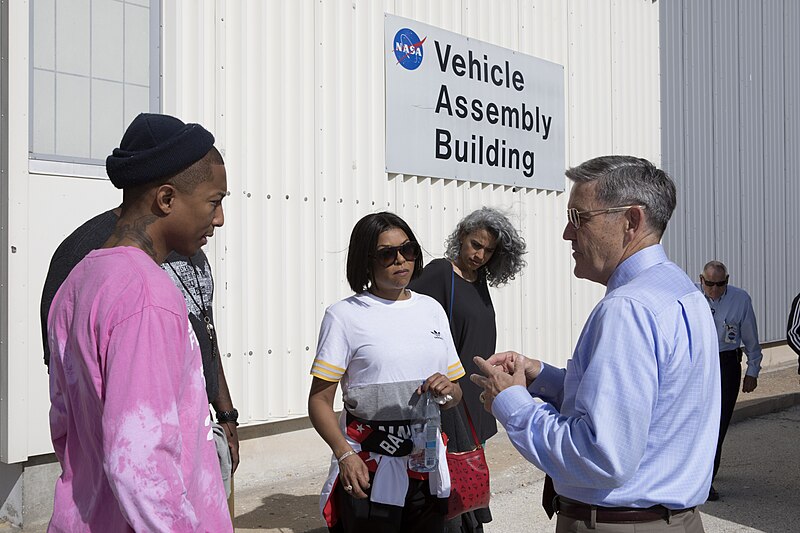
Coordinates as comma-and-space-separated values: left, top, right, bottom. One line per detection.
409, 207, 526, 533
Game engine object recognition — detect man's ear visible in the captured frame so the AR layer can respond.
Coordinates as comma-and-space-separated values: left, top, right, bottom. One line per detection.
626, 206, 644, 233
154, 183, 177, 215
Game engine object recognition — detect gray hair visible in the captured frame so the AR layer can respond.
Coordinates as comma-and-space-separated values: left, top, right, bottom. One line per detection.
444, 207, 527, 287
702, 260, 728, 276
566, 155, 676, 235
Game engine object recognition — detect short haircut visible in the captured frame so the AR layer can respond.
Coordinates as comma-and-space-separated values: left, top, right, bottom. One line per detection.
703, 260, 728, 277
121, 147, 224, 207
169, 146, 225, 193
444, 207, 527, 287
566, 155, 676, 236
346, 212, 423, 294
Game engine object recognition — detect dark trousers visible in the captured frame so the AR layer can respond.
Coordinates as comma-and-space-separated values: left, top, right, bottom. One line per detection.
328, 472, 446, 533
713, 349, 742, 480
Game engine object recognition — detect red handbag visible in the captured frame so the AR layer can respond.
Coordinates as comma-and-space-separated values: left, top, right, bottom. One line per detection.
445, 407, 491, 520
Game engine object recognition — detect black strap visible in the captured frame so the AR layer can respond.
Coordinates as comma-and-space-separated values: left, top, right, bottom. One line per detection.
542, 475, 556, 519
345, 411, 414, 457
449, 267, 455, 322
461, 401, 481, 448
166, 258, 217, 359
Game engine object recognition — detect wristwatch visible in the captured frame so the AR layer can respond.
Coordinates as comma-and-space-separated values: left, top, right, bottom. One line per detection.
216, 408, 239, 426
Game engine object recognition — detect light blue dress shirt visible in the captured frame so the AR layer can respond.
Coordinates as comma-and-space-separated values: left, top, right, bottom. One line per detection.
695, 283, 763, 377
493, 244, 720, 509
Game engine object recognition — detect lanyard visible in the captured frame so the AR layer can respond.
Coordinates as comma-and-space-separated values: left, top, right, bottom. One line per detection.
167, 257, 216, 359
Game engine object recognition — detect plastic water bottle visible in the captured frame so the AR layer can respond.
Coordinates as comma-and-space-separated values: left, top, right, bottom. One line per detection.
409, 391, 440, 472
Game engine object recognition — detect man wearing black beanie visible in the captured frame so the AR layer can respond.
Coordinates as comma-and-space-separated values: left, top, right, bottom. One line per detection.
42, 114, 241, 460
44, 113, 233, 532
41, 115, 241, 489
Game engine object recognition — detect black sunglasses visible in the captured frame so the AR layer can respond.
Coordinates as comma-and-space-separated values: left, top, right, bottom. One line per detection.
372, 241, 420, 267
701, 276, 728, 287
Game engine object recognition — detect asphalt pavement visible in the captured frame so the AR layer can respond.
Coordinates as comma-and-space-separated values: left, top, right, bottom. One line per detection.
8, 366, 798, 532
231, 365, 800, 533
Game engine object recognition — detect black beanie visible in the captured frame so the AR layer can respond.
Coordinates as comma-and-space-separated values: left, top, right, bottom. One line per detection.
106, 113, 215, 189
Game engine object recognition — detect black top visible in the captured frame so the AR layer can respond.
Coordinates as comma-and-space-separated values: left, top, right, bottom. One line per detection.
40, 209, 220, 403
409, 258, 498, 447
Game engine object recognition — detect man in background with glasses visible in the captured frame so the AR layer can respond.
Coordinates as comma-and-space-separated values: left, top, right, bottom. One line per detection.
696, 260, 762, 502
471, 155, 720, 532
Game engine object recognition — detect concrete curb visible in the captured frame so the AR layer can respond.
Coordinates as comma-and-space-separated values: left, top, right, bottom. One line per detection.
730, 392, 800, 425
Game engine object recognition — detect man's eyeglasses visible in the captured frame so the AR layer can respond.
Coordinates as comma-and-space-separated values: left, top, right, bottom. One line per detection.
372, 241, 421, 267
701, 276, 729, 287
566, 205, 644, 230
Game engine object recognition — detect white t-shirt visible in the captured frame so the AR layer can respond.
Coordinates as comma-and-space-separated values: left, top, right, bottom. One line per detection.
311, 290, 465, 394
311, 290, 465, 516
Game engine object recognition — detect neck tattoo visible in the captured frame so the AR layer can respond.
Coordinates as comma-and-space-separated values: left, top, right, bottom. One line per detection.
110, 215, 159, 261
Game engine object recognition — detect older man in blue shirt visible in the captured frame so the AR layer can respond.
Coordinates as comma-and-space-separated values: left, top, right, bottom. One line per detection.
472, 156, 720, 532
697, 260, 762, 501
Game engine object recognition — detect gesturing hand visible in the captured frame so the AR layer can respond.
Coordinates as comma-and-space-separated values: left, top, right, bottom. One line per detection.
469, 355, 527, 412
485, 351, 542, 386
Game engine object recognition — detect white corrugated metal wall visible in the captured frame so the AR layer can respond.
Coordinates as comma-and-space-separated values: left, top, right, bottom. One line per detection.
5, 0, 660, 461
162, 0, 661, 427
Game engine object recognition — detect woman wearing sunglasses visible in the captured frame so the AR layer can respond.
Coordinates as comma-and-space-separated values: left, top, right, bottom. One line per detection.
309, 212, 464, 533
409, 207, 526, 533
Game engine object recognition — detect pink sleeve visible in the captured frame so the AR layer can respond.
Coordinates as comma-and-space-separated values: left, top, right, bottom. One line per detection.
102, 306, 199, 532
48, 366, 68, 462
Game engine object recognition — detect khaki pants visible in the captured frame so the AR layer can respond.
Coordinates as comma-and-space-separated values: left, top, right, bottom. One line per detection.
212, 422, 235, 521
555, 508, 704, 533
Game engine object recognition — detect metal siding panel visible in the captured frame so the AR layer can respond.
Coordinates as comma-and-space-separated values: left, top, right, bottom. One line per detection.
762, 1, 787, 342
660, 0, 687, 268
393, 0, 463, 32
566, 1, 614, 340
8, 0, 667, 457
463, 0, 518, 47
0, 0, 8, 462
26, 176, 121, 456
661, 0, 795, 343
610, 0, 660, 161
711, 1, 741, 272
786, 1, 800, 320
159, 1, 660, 428
518, 1, 568, 67
162, 1, 217, 120
316, 0, 349, 412
737, 0, 767, 338
517, 2, 571, 359
567, 0, 613, 165
519, 187, 574, 366
682, 0, 715, 280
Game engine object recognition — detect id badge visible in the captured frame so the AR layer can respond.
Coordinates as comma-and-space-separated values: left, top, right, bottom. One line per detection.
724, 323, 738, 344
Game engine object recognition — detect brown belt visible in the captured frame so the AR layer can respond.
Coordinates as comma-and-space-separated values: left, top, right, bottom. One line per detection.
554, 496, 694, 525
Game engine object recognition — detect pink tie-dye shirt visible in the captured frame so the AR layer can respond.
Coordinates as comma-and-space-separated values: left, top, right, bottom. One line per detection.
47, 247, 232, 533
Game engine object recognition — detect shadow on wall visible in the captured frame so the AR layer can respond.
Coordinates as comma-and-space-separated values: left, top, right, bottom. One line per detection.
235, 493, 327, 532
699, 406, 800, 532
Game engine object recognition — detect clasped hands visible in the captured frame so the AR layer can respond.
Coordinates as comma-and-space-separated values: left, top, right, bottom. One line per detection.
470, 351, 542, 412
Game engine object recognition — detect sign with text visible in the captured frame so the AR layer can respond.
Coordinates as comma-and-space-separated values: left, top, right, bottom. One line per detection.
385, 14, 565, 190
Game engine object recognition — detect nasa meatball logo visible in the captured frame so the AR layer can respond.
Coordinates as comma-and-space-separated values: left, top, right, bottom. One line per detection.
393, 27, 426, 70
